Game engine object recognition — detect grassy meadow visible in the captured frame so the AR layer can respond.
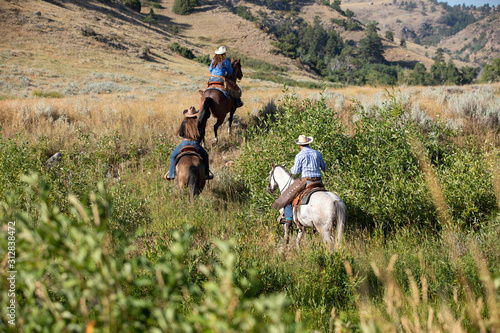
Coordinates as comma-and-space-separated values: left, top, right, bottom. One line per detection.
1, 82, 500, 332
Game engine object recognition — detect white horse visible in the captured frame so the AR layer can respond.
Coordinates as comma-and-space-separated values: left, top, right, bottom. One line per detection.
266, 164, 347, 250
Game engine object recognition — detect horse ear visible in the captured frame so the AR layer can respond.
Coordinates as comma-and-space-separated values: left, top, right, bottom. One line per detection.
231, 57, 234, 62
238, 58, 241, 62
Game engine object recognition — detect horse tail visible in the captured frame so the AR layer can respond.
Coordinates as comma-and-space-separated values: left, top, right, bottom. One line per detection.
334, 199, 347, 249
198, 97, 213, 144
187, 164, 200, 201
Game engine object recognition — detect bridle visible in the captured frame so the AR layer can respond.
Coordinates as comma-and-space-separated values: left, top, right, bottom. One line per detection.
231, 59, 242, 82
267, 164, 293, 194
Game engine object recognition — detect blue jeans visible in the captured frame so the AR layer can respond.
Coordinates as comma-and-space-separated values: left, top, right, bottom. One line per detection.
284, 180, 322, 221
168, 140, 209, 178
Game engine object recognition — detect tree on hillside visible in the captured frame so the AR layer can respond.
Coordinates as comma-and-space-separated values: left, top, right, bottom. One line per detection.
445, 59, 460, 85
481, 58, 500, 82
143, 8, 156, 25
433, 48, 445, 63
358, 22, 384, 64
385, 31, 394, 42
400, 38, 406, 47
173, 0, 198, 15
124, 0, 141, 12
409, 62, 428, 85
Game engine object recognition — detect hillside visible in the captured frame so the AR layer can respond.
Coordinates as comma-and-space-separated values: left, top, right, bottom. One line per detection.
0, 0, 318, 99
438, 12, 500, 64
342, 0, 499, 65
1, 0, 499, 100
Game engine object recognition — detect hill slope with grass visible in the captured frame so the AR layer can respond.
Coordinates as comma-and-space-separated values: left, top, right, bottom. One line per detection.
342, 0, 499, 65
3, 0, 499, 100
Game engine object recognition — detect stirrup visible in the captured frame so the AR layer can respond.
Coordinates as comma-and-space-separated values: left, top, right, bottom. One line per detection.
163, 173, 175, 181
279, 218, 292, 226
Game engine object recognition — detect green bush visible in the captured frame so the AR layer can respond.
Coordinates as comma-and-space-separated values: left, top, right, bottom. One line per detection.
235, 88, 498, 231
172, 0, 197, 15
168, 42, 195, 59
124, 0, 141, 12
32, 90, 64, 98
0, 177, 306, 332
234, 5, 258, 21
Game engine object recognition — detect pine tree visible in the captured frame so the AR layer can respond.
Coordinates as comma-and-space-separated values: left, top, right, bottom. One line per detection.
358, 23, 385, 64
173, 0, 191, 15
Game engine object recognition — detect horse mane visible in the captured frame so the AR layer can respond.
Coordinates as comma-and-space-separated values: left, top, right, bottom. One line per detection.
275, 165, 292, 178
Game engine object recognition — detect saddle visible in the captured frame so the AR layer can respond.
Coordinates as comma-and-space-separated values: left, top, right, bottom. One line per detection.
174, 146, 203, 166
203, 75, 241, 99
292, 182, 327, 208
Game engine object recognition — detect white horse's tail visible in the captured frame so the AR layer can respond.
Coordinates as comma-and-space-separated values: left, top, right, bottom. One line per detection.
334, 200, 347, 249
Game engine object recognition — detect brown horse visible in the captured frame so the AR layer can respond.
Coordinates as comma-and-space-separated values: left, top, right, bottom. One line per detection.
176, 154, 206, 201
198, 58, 243, 145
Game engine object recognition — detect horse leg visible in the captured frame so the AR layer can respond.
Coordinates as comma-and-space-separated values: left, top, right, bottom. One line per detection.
284, 224, 290, 245
213, 118, 224, 144
296, 229, 304, 249
227, 109, 235, 134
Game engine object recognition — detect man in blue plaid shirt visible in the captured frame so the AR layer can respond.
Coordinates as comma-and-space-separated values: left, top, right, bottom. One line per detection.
281, 135, 326, 226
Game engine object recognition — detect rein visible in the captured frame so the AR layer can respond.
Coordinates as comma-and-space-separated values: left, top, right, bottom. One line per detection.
270, 165, 293, 194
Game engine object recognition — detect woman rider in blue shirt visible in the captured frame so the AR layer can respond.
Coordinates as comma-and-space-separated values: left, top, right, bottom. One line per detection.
209, 46, 243, 108
164, 107, 212, 181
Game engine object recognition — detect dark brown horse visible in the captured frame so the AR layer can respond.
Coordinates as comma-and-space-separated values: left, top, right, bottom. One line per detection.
176, 154, 206, 201
198, 58, 243, 145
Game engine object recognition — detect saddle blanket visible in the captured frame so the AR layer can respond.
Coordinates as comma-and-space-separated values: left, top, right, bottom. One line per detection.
203, 86, 230, 99
292, 186, 327, 207
175, 151, 203, 166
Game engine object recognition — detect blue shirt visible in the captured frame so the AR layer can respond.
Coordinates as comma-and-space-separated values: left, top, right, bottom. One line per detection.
291, 146, 326, 178
209, 59, 233, 76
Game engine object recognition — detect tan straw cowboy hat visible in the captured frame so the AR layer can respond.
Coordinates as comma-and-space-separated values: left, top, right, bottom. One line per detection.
215, 46, 227, 54
294, 134, 314, 145
183, 106, 199, 117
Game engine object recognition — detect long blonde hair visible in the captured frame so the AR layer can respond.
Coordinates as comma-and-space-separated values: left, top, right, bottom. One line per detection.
180, 117, 200, 141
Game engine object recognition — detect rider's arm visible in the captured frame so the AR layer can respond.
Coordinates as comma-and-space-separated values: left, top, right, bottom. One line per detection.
178, 120, 186, 138
224, 59, 233, 75
290, 154, 302, 176
319, 154, 327, 172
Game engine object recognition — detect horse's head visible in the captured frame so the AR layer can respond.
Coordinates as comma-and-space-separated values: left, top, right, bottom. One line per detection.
266, 163, 278, 194
231, 58, 243, 81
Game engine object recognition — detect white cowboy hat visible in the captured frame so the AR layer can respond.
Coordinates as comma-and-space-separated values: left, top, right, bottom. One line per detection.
294, 134, 314, 145
214, 46, 227, 55
183, 106, 199, 117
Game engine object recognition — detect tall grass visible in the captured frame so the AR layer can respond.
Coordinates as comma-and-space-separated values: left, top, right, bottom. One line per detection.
1, 84, 500, 331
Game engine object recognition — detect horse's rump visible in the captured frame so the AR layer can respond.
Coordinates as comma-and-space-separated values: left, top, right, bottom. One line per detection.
176, 154, 206, 200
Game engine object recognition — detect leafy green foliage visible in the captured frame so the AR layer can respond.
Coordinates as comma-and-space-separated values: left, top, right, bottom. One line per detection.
168, 42, 195, 60
236, 88, 497, 231
481, 58, 500, 83
124, 0, 141, 12
234, 5, 258, 21
172, 0, 197, 15
0, 177, 305, 332
143, 8, 156, 25
32, 90, 64, 98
